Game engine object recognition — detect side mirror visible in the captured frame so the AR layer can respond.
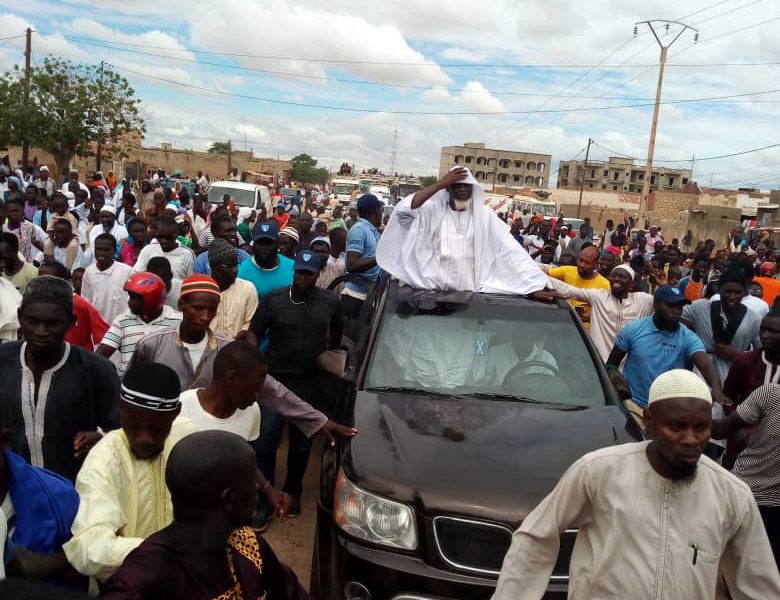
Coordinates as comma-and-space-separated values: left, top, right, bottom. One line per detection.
612, 370, 632, 402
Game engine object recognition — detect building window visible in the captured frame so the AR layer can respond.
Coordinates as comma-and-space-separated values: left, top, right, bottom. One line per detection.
638, 173, 644, 180
669, 177, 675, 186
612, 185, 618, 191
683, 177, 689, 184
499, 159, 510, 168
538, 163, 545, 173
475, 171, 485, 180
589, 183, 594, 188
650, 176, 656, 184
513, 175, 521, 182
525, 176, 534, 184
514, 160, 524, 168
603, 170, 609, 177
465, 156, 473, 164
590, 169, 596, 178
527, 161, 536, 171
498, 173, 508, 183
476, 157, 486, 165
613, 172, 619, 181
536, 176, 544, 186
454, 155, 462, 164
602, 184, 607, 189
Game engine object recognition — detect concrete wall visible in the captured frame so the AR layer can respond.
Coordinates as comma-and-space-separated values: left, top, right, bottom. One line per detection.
5, 144, 291, 185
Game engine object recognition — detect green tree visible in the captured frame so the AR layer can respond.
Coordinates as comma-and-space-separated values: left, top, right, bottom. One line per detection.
419, 175, 438, 187
290, 153, 329, 185
0, 57, 144, 181
208, 141, 232, 154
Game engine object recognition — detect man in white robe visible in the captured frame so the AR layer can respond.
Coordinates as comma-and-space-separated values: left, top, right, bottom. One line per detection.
377, 167, 549, 296
492, 369, 780, 600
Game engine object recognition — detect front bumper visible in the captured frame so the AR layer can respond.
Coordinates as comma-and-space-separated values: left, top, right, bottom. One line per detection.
316, 505, 568, 600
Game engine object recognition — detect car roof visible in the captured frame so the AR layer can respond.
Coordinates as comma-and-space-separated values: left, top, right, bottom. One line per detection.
386, 280, 567, 311
208, 180, 266, 191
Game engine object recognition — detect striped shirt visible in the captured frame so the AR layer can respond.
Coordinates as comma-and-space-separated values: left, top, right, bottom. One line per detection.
734, 384, 780, 506
101, 306, 182, 377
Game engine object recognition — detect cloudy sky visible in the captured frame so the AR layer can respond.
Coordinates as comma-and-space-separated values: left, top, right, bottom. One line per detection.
0, 0, 778, 188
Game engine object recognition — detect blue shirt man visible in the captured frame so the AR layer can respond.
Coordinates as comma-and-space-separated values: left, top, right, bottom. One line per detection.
193, 247, 250, 276
343, 194, 383, 301
237, 221, 294, 300
607, 285, 723, 409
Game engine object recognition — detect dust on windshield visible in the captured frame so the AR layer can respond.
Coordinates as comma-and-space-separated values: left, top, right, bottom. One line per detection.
208, 186, 256, 207
365, 299, 605, 408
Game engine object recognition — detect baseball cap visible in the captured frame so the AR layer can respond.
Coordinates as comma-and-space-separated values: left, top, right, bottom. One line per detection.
357, 194, 382, 211
294, 249, 320, 273
653, 285, 689, 305
252, 220, 279, 241
648, 369, 712, 405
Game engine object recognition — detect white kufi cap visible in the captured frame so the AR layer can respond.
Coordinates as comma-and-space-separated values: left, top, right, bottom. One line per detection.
648, 369, 712, 405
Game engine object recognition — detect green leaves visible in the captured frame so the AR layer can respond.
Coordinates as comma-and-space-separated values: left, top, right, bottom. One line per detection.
291, 153, 328, 185
0, 57, 145, 174
208, 141, 232, 154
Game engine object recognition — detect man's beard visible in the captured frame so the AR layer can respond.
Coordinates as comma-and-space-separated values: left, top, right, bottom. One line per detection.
452, 197, 472, 211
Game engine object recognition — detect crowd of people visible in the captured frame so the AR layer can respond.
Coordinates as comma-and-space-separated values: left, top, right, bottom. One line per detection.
1, 159, 780, 598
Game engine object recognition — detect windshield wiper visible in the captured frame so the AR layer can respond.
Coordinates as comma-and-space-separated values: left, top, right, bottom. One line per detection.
365, 386, 465, 399
468, 393, 585, 410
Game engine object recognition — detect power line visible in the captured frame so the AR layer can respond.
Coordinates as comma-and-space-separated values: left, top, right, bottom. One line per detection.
692, 0, 768, 26
105, 62, 780, 115
60, 34, 780, 69
590, 140, 780, 163
0, 34, 27, 43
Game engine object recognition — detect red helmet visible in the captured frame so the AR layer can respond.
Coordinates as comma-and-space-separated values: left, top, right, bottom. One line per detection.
124, 272, 167, 316
760, 262, 777, 277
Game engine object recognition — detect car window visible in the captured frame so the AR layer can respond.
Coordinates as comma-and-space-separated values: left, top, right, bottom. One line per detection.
207, 186, 256, 207
365, 298, 605, 407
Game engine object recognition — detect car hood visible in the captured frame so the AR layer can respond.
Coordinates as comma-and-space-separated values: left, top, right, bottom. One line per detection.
347, 391, 637, 525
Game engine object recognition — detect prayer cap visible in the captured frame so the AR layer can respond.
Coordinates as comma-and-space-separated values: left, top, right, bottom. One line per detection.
294, 249, 320, 273
208, 238, 237, 266
164, 203, 178, 212
21, 276, 73, 315
39, 165, 49, 172
100, 205, 116, 216
310, 236, 331, 249
122, 363, 181, 412
612, 264, 635, 279
648, 369, 712, 405
180, 274, 221, 299
280, 227, 300, 243
252, 220, 279, 241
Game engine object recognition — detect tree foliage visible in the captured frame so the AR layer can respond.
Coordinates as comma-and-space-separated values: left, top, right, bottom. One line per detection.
0, 57, 145, 179
208, 141, 232, 154
290, 153, 329, 185
419, 175, 438, 187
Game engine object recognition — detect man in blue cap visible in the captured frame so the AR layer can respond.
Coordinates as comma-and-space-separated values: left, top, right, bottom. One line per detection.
342, 194, 383, 317
237, 220, 294, 301
249, 249, 346, 524
606, 284, 725, 428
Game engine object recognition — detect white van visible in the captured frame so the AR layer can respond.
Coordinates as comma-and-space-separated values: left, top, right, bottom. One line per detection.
207, 181, 271, 213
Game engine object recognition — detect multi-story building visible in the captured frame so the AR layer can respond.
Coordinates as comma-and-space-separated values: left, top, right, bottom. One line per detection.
557, 156, 692, 193
439, 143, 552, 188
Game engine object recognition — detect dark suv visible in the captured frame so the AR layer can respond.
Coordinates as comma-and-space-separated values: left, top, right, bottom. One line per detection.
313, 281, 640, 600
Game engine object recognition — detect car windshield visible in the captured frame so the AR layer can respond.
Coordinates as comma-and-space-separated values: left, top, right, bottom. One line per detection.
365, 291, 606, 408
208, 185, 255, 207
281, 188, 297, 198
334, 184, 353, 195
533, 203, 557, 217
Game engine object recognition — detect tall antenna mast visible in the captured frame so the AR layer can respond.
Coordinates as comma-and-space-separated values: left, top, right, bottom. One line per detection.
390, 127, 398, 174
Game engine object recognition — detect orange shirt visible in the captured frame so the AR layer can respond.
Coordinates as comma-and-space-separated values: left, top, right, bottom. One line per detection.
754, 276, 780, 308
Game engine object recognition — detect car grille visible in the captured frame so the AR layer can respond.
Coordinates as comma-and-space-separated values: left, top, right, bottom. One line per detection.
432, 516, 576, 578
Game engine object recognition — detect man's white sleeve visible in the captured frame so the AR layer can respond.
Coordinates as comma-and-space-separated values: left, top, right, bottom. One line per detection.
492, 457, 593, 600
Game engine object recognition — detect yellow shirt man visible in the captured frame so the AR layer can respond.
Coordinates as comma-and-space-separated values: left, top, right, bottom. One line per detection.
548, 265, 610, 329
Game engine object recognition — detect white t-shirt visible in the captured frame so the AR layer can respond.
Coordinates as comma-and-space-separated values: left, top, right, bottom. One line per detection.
179, 389, 261, 441
182, 335, 208, 369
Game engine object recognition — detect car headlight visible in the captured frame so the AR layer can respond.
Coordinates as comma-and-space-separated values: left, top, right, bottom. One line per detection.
334, 469, 417, 550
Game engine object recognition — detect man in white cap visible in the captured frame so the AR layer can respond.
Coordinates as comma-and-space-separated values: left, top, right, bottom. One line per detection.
88, 204, 128, 250
81, 233, 135, 324
377, 167, 550, 296
493, 369, 780, 600
33, 165, 56, 197
548, 263, 654, 361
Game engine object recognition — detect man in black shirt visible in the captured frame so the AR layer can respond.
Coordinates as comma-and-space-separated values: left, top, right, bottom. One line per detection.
250, 249, 343, 521
0, 276, 120, 481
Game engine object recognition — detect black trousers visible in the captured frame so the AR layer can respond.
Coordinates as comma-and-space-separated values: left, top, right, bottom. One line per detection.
759, 505, 780, 567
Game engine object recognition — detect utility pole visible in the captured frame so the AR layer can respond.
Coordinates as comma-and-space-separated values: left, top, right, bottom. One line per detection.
576, 137, 592, 218
96, 61, 104, 172
390, 127, 397, 175
226, 139, 232, 177
635, 19, 698, 225
22, 27, 32, 169
690, 154, 695, 183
